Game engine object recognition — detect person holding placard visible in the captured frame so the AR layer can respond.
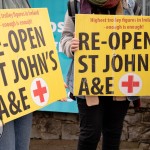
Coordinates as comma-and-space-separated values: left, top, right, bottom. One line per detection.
61, 0, 142, 149
0, 1, 32, 150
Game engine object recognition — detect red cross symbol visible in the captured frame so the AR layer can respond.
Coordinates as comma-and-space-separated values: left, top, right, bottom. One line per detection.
122, 75, 140, 93
33, 80, 47, 103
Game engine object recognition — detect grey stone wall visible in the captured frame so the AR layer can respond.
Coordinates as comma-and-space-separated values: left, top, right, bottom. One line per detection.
123, 97, 150, 149
31, 97, 150, 149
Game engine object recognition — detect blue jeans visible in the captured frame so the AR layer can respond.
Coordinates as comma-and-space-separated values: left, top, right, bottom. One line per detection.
0, 113, 32, 150
77, 97, 130, 150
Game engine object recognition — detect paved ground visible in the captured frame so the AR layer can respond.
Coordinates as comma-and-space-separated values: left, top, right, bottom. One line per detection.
30, 139, 142, 150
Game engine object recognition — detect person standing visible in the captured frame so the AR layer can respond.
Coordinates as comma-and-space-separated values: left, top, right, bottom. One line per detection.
61, 0, 141, 150
0, 1, 32, 150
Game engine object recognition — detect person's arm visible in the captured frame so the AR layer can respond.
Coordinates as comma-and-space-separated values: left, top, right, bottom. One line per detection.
60, 12, 79, 58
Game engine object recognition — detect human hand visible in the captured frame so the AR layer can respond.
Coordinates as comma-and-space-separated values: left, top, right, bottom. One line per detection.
70, 33, 79, 52
60, 83, 68, 102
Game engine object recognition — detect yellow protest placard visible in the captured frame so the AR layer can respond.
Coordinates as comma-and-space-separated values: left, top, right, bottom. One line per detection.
74, 14, 150, 97
0, 8, 66, 123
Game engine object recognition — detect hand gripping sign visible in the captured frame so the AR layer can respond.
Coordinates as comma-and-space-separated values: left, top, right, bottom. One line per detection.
0, 118, 3, 138
0, 8, 66, 123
